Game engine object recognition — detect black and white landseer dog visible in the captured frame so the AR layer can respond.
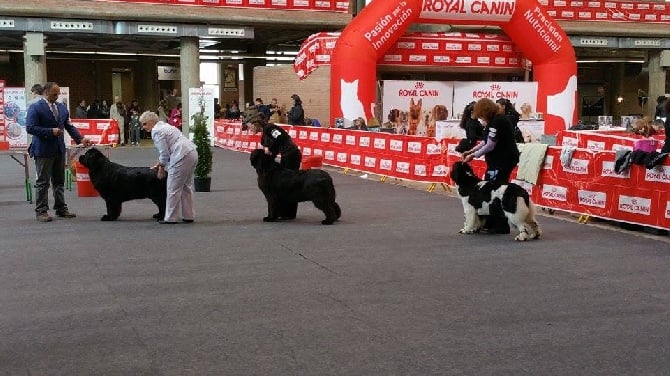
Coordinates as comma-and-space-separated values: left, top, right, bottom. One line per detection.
250, 149, 341, 225
449, 161, 541, 241
79, 148, 167, 221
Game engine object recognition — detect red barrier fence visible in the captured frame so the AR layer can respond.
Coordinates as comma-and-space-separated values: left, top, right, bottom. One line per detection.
69, 119, 120, 145
214, 120, 670, 229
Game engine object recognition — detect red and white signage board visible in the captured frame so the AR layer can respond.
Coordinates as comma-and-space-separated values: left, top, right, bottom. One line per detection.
452, 81, 538, 119
3, 87, 28, 148
381, 80, 454, 137
419, 0, 516, 24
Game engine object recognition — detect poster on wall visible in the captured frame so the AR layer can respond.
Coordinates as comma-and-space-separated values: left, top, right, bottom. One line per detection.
381, 80, 454, 137
0, 80, 5, 147
58, 86, 70, 108
188, 87, 215, 145
452, 81, 539, 121
3, 87, 28, 148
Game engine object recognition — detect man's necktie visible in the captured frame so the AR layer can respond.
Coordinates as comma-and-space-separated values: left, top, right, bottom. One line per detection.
50, 102, 59, 119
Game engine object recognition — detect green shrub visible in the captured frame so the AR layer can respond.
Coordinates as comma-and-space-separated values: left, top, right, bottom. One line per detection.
191, 99, 212, 178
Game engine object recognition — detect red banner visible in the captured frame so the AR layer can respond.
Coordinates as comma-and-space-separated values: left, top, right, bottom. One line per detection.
295, 32, 527, 80
541, 0, 669, 24
96, 0, 348, 11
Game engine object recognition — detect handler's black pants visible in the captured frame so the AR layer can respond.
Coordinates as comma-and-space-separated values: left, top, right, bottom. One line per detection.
483, 164, 515, 234
278, 148, 302, 219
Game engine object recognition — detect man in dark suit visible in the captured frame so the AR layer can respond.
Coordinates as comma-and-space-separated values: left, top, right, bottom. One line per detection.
26, 81, 92, 222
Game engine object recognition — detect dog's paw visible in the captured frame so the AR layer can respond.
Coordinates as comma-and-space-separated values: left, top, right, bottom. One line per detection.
459, 228, 477, 234
152, 213, 161, 220
100, 215, 116, 221
321, 219, 335, 225
515, 233, 530, 241
263, 216, 277, 222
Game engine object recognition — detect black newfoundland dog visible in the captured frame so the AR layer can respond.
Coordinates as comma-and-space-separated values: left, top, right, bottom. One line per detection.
250, 149, 341, 225
449, 161, 541, 241
78, 148, 167, 221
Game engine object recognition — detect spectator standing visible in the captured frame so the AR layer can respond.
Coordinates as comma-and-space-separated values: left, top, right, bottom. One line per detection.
26, 81, 92, 222
27, 84, 44, 107
140, 110, 198, 224
127, 99, 141, 142
228, 100, 240, 120
87, 99, 101, 119
255, 97, 271, 119
455, 101, 484, 153
100, 99, 111, 119
74, 99, 87, 119
110, 96, 127, 145
214, 98, 222, 119
268, 97, 282, 123
496, 98, 523, 143
129, 109, 141, 145
157, 100, 169, 123
287, 94, 305, 126
169, 103, 183, 130
127, 99, 141, 117
166, 89, 179, 113
654, 96, 667, 119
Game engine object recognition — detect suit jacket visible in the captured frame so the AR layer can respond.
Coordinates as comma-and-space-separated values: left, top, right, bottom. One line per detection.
26, 99, 83, 158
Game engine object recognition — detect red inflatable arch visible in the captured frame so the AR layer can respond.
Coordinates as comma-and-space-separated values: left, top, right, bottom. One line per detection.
330, 0, 577, 135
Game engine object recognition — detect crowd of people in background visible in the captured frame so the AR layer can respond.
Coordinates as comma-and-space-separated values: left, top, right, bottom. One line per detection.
66, 91, 315, 143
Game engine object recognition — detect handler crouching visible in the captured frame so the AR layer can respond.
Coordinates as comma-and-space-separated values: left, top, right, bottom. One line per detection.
140, 111, 198, 224
245, 112, 302, 219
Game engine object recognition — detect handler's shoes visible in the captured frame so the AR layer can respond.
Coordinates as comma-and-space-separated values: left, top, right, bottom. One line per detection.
36, 212, 53, 222
158, 220, 178, 224
182, 219, 194, 223
56, 210, 76, 218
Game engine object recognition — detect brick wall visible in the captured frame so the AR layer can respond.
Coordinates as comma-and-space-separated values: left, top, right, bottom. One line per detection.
253, 65, 331, 127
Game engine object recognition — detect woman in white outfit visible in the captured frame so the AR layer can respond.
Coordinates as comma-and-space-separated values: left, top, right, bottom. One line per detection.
139, 111, 198, 224
110, 96, 126, 145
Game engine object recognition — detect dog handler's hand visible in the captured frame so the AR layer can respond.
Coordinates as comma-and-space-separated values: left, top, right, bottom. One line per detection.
156, 165, 166, 179
81, 137, 92, 147
463, 154, 474, 163
264, 147, 271, 155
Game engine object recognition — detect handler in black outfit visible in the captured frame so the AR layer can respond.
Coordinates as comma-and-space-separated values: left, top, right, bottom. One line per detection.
245, 112, 303, 219
461, 98, 520, 234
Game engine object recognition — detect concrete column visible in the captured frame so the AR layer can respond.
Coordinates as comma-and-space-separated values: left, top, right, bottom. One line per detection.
612, 63, 625, 124
180, 37, 200, 137
648, 50, 667, 118
138, 56, 158, 111
23, 32, 47, 100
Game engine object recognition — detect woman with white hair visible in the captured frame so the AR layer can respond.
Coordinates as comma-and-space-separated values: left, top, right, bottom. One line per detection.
139, 110, 198, 224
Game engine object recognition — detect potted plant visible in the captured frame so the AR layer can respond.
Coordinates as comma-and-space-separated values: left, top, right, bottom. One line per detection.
191, 98, 213, 192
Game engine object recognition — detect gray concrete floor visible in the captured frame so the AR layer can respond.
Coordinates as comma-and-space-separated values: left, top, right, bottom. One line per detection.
1, 146, 670, 375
